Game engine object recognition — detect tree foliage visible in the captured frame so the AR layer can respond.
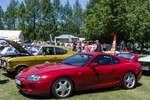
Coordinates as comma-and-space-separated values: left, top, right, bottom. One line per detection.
84, 0, 150, 44
2, 0, 84, 41
1, 0, 150, 48
0, 6, 4, 29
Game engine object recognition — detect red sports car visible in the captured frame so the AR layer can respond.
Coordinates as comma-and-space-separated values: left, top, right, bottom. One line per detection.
16, 52, 142, 98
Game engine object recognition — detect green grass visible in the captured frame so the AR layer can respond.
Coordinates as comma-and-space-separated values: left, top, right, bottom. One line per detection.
0, 71, 150, 100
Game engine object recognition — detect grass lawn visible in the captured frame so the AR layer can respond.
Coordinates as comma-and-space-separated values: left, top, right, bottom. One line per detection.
0, 71, 150, 100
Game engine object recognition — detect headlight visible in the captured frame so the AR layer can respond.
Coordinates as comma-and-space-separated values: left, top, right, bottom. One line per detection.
27, 75, 41, 82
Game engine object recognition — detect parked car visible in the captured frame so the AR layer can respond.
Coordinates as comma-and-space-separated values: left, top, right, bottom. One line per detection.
0, 46, 23, 57
0, 40, 9, 52
16, 52, 142, 98
139, 55, 150, 72
0, 39, 31, 57
0, 40, 75, 74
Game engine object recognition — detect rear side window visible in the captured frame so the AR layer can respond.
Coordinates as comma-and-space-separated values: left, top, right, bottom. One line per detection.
42, 47, 55, 55
118, 53, 134, 60
55, 47, 67, 55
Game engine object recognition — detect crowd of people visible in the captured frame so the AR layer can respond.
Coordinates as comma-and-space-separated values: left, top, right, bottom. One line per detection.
30, 40, 138, 53
63, 40, 102, 53
58, 40, 138, 53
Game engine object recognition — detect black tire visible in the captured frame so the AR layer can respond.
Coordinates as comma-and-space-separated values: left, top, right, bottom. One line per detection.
52, 77, 73, 99
15, 66, 26, 74
122, 72, 137, 89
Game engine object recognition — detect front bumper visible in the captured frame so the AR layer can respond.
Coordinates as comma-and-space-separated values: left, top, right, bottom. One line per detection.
140, 61, 150, 71
15, 77, 52, 95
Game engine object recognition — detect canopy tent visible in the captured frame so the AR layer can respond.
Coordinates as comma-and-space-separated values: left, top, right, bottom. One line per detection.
0, 30, 24, 43
55, 34, 79, 43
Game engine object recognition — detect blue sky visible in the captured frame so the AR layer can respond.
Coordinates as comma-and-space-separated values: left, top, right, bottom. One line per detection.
0, 0, 89, 11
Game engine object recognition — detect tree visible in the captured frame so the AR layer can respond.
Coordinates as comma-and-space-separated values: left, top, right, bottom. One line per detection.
0, 6, 4, 29
17, 2, 26, 37
60, 0, 74, 34
84, 0, 110, 41
73, 0, 83, 35
86, 0, 99, 9
84, 0, 150, 45
38, 0, 55, 40
24, 0, 41, 40
5, 0, 18, 29
53, 0, 62, 35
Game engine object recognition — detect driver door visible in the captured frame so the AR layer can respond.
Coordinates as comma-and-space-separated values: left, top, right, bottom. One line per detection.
92, 55, 120, 85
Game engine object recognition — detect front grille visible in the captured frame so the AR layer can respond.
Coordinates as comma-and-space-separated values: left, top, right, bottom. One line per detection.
140, 61, 150, 66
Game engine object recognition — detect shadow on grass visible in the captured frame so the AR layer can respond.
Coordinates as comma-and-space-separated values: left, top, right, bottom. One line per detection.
0, 79, 9, 84
19, 91, 51, 99
75, 83, 142, 96
2, 72, 15, 79
19, 83, 142, 99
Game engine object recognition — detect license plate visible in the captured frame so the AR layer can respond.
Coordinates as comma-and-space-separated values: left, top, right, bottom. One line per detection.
16, 79, 21, 85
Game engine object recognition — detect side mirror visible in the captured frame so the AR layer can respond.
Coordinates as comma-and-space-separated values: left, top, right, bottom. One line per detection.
89, 62, 98, 67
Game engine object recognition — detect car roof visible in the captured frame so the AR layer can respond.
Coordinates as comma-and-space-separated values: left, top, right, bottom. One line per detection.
81, 52, 109, 56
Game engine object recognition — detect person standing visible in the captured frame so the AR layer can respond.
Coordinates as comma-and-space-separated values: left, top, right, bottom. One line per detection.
95, 40, 102, 52
120, 41, 125, 51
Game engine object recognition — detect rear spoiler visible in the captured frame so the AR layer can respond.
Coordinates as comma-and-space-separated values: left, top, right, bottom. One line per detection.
117, 53, 139, 63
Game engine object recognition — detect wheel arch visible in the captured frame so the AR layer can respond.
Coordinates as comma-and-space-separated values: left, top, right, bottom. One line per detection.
50, 75, 76, 94
15, 64, 28, 72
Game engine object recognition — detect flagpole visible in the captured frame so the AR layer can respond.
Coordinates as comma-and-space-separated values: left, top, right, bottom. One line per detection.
111, 34, 117, 55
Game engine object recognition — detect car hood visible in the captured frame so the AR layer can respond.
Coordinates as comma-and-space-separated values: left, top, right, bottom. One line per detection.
4, 39, 30, 55
139, 55, 150, 62
18, 63, 76, 78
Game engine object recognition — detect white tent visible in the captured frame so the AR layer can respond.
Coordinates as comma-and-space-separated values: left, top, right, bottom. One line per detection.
0, 30, 24, 42
55, 34, 79, 43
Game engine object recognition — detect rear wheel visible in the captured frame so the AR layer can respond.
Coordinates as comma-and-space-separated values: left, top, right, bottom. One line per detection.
122, 72, 136, 89
52, 77, 73, 99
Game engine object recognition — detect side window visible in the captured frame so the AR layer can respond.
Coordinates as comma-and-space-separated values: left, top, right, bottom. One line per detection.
93, 55, 120, 65
93, 55, 112, 65
112, 57, 120, 64
42, 47, 54, 55
55, 47, 67, 55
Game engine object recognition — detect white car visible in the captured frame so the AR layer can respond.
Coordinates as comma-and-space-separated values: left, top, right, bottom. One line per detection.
0, 46, 20, 57
139, 55, 150, 71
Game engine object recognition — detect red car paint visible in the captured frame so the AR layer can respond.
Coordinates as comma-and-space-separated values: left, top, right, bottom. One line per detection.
16, 52, 142, 95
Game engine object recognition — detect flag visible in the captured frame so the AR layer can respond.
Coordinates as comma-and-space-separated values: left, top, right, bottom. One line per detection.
111, 34, 117, 54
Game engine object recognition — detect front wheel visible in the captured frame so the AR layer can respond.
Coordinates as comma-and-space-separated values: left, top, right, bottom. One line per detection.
122, 72, 137, 89
52, 77, 73, 99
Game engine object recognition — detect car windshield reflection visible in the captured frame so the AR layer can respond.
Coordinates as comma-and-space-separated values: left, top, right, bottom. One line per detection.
60, 54, 92, 66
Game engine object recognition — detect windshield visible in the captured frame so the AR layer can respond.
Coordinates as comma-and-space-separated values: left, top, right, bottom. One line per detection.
60, 54, 92, 66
